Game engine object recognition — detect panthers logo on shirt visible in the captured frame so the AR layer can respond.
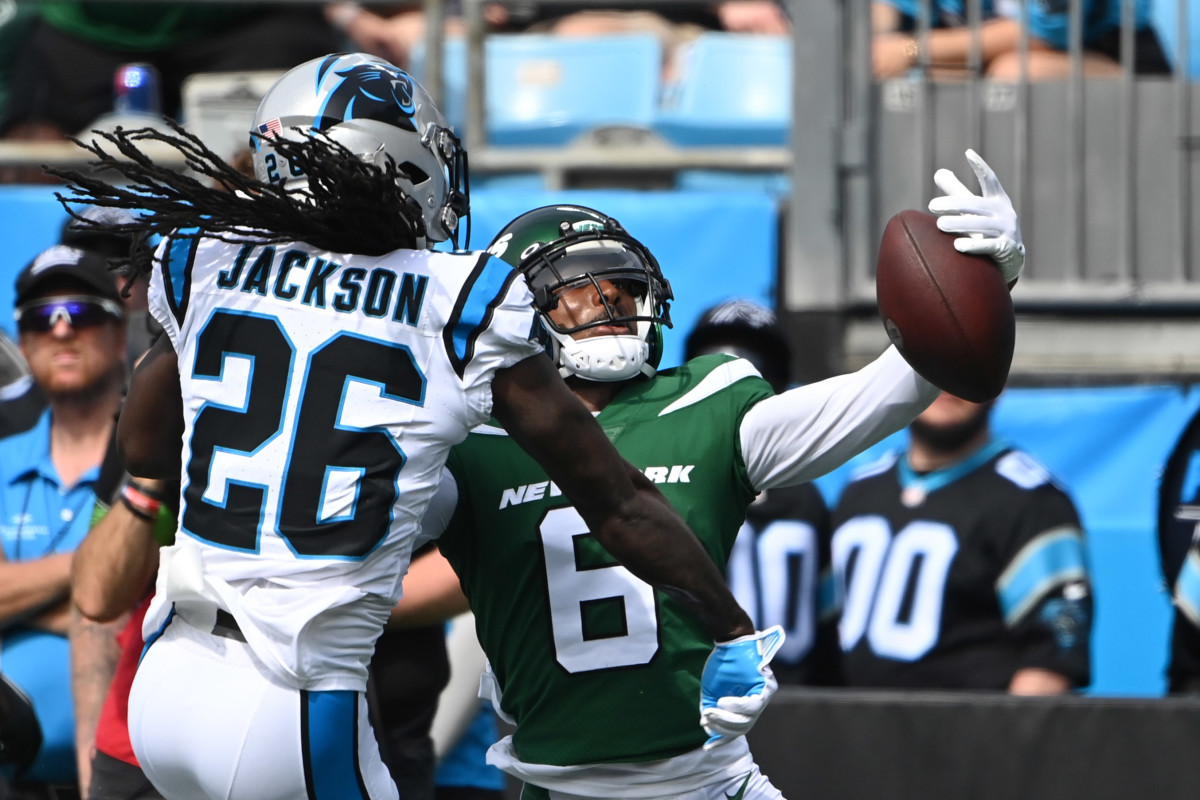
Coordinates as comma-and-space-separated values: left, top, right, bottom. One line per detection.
314, 56, 417, 133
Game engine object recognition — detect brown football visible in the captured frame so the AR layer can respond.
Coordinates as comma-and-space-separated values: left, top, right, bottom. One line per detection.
875, 209, 1014, 403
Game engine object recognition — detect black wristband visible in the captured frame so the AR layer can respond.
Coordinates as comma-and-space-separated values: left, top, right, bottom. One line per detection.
125, 479, 169, 504
120, 493, 157, 523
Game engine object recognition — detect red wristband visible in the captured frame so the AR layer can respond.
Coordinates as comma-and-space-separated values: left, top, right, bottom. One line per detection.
121, 482, 162, 520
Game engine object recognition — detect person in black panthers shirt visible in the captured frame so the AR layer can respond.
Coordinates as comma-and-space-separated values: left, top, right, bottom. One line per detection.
832, 392, 1092, 693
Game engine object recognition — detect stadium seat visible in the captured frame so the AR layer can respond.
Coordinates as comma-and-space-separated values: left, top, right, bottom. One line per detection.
675, 170, 791, 196
408, 37, 469, 135
412, 34, 664, 146
1150, 0, 1200, 77
655, 33, 792, 147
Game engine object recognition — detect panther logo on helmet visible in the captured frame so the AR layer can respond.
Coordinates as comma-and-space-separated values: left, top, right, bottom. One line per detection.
314, 57, 418, 133
250, 53, 469, 248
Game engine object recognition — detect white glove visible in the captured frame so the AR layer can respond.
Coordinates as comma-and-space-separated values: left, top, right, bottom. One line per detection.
927, 148, 1025, 285
699, 625, 785, 750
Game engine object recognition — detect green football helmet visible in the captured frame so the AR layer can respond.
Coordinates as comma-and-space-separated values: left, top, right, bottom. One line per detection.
487, 205, 672, 381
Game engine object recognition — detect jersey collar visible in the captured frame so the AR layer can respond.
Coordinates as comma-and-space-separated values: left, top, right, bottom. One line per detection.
897, 437, 1009, 504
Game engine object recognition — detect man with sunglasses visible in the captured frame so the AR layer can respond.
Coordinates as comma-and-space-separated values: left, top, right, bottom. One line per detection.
0, 244, 125, 799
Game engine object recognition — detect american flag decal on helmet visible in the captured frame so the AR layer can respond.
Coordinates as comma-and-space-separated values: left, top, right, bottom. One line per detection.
258, 118, 282, 138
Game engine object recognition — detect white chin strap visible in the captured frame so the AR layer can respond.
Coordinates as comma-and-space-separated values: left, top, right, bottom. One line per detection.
554, 333, 653, 382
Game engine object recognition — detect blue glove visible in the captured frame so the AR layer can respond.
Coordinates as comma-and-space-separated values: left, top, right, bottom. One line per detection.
699, 625, 785, 751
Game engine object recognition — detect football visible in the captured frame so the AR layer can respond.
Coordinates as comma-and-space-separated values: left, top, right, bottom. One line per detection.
875, 209, 1014, 403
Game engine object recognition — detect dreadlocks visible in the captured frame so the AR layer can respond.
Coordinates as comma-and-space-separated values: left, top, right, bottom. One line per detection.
46, 121, 428, 280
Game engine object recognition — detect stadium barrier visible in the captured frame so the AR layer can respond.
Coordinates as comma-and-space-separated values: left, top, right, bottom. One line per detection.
747, 687, 1200, 800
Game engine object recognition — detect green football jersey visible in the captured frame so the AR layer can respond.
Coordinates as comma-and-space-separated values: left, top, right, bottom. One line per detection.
438, 355, 773, 767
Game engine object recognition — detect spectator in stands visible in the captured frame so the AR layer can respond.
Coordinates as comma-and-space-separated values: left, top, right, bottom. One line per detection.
0, 245, 128, 798
0, 2, 340, 180
684, 299, 840, 686
832, 391, 1092, 693
1154, 406, 1200, 693
71, 466, 173, 800
325, 0, 790, 80
0, 0, 36, 119
324, 2, 463, 70
872, 0, 1170, 79
60, 205, 158, 371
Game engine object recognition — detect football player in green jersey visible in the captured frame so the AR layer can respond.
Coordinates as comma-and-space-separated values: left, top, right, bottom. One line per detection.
424, 150, 1026, 800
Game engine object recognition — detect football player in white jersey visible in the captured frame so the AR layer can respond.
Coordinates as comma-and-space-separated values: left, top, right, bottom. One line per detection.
54, 54, 773, 800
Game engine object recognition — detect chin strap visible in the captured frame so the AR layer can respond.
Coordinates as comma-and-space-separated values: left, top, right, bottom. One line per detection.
555, 334, 653, 382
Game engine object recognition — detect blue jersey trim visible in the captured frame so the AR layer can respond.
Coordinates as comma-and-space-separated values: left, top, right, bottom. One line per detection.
300, 690, 369, 800
443, 253, 521, 379
817, 568, 839, 620
996, 528, 1088, 625
896, 438, 1008, 497
162, 228, 200, 327
139, 605, 176, 664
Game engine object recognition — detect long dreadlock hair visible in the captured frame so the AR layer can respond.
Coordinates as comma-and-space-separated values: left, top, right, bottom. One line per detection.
46, 120, 430, 282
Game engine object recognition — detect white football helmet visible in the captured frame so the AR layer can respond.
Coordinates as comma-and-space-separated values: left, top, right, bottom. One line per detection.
250, 53, 468, 247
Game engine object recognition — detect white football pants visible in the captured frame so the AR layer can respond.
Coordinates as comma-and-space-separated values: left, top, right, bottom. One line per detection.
128, 612, 398, 800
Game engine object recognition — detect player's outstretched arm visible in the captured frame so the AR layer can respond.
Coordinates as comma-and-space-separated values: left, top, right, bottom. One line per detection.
118, 335, 185, 479
928, 148, 1025, 287
490, 353, 754, 643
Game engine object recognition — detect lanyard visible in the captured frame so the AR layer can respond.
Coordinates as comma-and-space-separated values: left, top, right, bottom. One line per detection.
10, 477, 91, 561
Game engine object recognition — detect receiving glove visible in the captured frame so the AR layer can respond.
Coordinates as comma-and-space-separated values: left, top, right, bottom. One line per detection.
928, 148, 1025, 285
699, 625, 785, 751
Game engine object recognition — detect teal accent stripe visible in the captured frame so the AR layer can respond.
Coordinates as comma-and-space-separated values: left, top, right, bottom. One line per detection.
1176, 550, 1200, 627
817, 568, 839, 620
452, 256, 515, 361
897, 438, 1008, 497
162, 228, 200, 325
303, 691, 367, 800
996, 528, 1088, 625
139, 605, 175, 664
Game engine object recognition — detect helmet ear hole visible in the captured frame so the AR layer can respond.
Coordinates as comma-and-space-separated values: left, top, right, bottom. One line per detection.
397, 162, 429, 184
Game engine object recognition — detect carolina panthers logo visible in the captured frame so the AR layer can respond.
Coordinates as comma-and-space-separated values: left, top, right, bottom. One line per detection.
313, 55, 418, 133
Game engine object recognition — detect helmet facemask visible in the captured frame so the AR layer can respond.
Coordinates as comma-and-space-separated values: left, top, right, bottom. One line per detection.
518, 223, 672, 382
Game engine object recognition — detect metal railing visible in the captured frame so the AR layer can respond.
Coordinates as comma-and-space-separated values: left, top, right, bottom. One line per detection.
2, 0, 1197, 377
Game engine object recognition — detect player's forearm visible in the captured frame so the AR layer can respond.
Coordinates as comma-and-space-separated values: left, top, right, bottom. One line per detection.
589, 465, 754, 642
492, 355, 753, 640
741, 346, 938, 490
72, 502, 161, 622
70, 607, 125, 796
118, 336, 184, 479
0, 553, 74, 628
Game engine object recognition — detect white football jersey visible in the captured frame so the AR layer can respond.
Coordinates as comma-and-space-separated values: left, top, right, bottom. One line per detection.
143, 231, 541, 691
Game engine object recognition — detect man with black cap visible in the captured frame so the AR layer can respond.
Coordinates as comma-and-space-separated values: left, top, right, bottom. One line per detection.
0, 243, 125, 798
59, 204, 160, 367
684, 299, 841, 686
